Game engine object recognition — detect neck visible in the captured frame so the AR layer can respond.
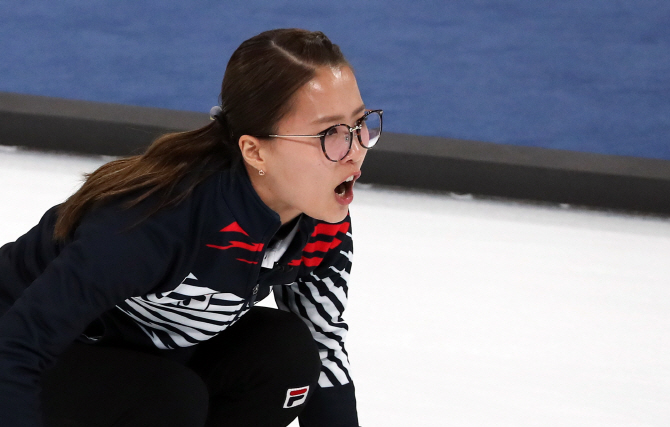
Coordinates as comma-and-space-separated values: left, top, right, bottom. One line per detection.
245, 162, 301, 225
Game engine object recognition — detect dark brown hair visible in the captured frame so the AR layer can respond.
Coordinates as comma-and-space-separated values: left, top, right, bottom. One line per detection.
54, 29, 350, 240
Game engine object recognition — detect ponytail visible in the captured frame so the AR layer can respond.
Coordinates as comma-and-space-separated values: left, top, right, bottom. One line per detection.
53, 120, 239, 240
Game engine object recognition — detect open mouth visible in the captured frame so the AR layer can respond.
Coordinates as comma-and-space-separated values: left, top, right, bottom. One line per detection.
334, 173, 360, 204
335, 175, 354, 196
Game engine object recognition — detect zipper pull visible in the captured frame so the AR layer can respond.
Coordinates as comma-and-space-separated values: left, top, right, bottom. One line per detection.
230, 284, 261, 325
249, 284, 260, 307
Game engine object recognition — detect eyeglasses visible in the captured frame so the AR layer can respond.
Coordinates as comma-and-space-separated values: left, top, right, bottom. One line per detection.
260, 110, 383, 162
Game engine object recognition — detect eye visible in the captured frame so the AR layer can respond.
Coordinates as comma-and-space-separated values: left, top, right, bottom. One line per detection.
324, 126, 340, 136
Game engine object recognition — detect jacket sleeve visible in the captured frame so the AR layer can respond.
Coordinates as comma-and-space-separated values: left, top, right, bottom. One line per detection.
0, 203, 181, 427
273, 216, 359, 427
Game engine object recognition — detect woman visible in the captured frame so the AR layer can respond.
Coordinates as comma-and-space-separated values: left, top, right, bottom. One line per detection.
0, 29, 382, 427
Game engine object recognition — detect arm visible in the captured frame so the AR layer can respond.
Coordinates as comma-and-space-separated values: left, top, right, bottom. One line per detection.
274, 216, 359, 427
0, 203, 180, 427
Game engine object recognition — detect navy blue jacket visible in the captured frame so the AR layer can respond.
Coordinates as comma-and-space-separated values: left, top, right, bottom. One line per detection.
0, 165, 358, 426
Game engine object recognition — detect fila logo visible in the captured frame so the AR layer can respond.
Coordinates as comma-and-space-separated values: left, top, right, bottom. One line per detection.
283, 386, 309, 409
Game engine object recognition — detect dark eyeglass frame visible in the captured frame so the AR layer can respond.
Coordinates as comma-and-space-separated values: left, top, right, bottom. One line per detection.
258, 109, 383, 162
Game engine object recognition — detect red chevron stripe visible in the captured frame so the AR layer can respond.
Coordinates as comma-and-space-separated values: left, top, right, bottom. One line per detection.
219, 222, 249, 236
303, 238, 342, 253
288, 256, 323, 267
311, 222, 350, 237
206, 241, 264, 252
236, 258, 258, 264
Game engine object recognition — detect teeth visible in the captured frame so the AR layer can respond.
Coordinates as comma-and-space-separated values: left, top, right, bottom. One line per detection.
336, 175, 355, 197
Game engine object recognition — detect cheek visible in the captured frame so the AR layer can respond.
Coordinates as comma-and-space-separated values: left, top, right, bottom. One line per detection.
272, 147, 328, 195
288, 162, 328, 196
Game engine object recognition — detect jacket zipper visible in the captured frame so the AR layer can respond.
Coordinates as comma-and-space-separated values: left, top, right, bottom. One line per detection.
230, 283, 259, 324
231, 223, 280, 323
249, 284, 259, 307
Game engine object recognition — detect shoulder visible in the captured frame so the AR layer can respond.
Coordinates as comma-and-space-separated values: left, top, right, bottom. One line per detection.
77, 172, 226, 240
294, 214, 353, 272
310, 214, 352, 245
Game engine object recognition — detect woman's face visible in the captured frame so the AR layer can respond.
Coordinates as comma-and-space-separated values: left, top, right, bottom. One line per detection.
243, 65, 368, 224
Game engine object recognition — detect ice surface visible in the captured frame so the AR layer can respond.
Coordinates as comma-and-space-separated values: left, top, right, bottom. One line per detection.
2, 147, 669, 426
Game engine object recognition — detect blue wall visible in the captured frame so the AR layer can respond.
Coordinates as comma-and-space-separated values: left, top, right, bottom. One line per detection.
1, 1, 668, 159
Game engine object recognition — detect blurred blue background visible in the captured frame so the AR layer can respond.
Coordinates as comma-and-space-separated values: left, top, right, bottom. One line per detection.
1, 1, 669, 160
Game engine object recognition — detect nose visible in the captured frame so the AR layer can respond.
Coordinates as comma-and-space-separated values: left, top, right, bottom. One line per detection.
341, 132, 366, 164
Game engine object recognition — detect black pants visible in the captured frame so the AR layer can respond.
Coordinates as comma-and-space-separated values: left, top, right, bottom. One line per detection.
41, 307, 321, 427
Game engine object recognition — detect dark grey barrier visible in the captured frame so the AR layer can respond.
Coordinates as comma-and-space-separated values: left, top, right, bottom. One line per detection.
0, 91, 207, 156
2, 91, 669, 215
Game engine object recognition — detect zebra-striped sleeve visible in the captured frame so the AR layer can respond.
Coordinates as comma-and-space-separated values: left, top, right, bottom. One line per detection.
274, 221, 354, 388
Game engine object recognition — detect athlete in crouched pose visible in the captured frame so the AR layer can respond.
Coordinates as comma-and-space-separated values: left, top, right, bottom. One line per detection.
0, 28, 382, 427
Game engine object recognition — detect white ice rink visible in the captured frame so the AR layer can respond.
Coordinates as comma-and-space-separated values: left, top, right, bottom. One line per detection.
1, 146, 669, 426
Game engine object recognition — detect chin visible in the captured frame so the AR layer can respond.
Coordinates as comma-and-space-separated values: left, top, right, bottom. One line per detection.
311, 207, 349, 224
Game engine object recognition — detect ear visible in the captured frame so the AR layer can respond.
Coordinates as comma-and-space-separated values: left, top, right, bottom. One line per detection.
238, 135, 267, 172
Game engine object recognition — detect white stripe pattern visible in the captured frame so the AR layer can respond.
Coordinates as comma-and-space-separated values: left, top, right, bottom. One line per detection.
274, 254, 353, 388
116, 272, 249, 349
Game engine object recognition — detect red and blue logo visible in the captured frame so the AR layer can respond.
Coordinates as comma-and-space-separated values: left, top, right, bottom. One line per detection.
283, 386, 310, 408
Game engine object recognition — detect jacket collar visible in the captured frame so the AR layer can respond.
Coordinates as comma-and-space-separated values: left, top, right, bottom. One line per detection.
216, 164, 282, 244
216, 164, 320, 262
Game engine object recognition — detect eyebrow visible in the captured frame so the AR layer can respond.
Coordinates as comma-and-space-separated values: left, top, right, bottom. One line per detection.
311, 104, 367, 125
